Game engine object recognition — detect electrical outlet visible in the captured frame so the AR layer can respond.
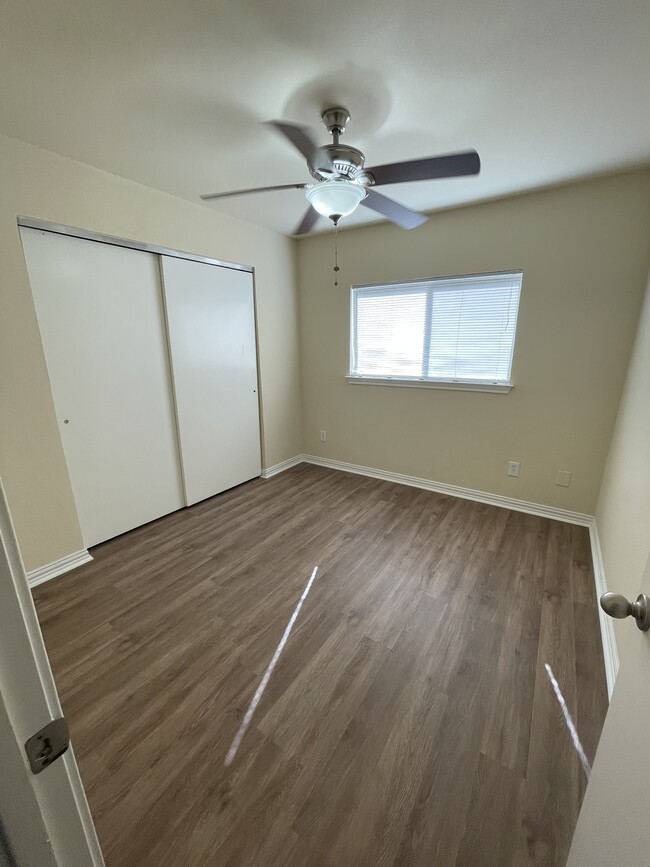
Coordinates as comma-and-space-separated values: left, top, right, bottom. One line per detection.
507, 461, 520, 477
319, 430, 327, 442
556, 470, 572, 487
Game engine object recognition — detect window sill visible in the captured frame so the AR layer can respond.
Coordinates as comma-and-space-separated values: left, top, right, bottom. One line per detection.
345, 376, 513, 394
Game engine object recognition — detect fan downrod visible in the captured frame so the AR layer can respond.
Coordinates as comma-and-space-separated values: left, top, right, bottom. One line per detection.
322, 107, 351, 143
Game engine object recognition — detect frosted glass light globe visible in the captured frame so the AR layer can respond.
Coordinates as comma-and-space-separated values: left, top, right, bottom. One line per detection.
305, 180, 367, 220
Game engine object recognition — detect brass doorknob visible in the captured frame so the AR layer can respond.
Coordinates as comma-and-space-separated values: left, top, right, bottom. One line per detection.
600, 592, 650, 632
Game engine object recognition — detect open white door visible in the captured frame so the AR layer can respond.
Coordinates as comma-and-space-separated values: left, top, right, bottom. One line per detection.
0, 480, 103, 866
567, 554, 650, 866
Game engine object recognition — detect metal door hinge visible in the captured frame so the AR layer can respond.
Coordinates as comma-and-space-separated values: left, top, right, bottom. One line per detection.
25, 717, 70, 774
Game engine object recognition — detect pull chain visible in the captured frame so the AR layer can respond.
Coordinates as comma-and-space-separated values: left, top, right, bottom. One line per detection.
333, 221, 340, 286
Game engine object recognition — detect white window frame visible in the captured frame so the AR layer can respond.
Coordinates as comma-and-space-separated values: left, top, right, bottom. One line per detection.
347, 270, 522, 394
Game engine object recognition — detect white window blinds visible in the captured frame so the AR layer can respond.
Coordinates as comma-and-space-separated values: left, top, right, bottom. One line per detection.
350, 271, 522, 385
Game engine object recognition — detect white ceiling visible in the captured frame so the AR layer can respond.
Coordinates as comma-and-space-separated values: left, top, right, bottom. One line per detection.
1, 0, 649, 236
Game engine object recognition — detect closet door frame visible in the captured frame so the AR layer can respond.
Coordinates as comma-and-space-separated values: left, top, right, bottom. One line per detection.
18, 217, 253, 276
18, 215, 261, 538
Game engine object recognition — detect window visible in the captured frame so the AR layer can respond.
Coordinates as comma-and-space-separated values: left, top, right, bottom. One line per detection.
349, 270, 522, 391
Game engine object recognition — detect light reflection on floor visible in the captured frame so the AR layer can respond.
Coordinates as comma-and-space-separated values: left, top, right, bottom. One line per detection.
225, 565, 319, 766
545, 662, 591, 779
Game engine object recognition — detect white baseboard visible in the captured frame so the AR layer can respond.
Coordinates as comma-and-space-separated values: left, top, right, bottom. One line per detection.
302, 454, 593, 526
27, 549, 93, 589
256, 452, 617, 699
587, 521, 618, 699
261, 455, 305, 479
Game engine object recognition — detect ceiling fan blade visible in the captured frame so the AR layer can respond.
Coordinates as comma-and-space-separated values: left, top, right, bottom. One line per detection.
266, 121, 320, 166
361, 189, 428, 229
366, 150, 480, 187
293, 206, 320, 236
200, 182, 308, 201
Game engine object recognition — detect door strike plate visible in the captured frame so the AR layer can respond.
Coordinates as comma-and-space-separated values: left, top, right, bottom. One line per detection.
25, 717, 70, 774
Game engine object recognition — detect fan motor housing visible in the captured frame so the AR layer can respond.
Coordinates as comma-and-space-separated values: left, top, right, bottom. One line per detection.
311, 144, 367, 181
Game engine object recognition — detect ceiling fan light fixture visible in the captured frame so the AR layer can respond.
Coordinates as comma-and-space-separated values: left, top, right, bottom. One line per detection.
305, 180, 367, 221
201, 108, 478, 234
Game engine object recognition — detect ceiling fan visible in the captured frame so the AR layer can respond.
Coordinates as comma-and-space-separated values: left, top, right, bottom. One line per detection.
200, 107, 480, 235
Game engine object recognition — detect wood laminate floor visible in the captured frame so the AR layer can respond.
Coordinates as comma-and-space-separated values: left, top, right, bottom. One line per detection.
33, 465, 608, 866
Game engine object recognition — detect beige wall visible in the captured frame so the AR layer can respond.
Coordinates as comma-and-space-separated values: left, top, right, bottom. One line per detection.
0, 133, 303, 571
297, 170, 650, 514
595, 273, 650, 650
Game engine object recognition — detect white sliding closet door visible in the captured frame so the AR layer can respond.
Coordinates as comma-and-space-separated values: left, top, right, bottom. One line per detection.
21, 228, 184, 547
161, 256, 261, 506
